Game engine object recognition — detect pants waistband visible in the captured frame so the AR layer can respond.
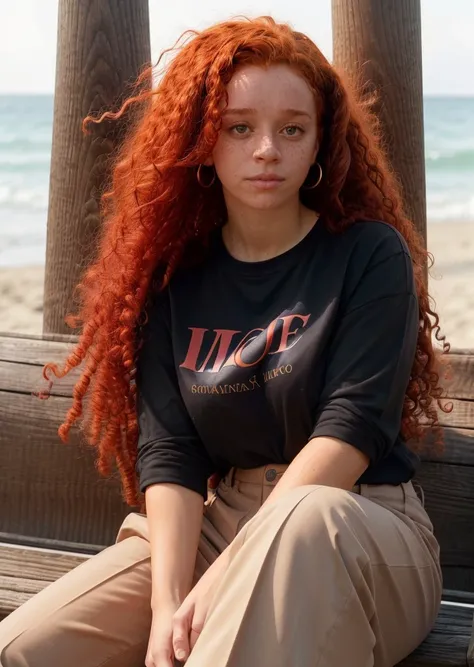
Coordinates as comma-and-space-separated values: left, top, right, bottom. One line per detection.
225, 463, 289, 487
223, 464, 423, 505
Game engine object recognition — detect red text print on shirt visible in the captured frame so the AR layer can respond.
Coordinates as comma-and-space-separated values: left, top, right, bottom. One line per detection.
180, 313, 310, 373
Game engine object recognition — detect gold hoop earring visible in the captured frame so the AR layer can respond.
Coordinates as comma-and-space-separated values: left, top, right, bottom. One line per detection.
302, 162, 323, 190
197, 164, 216, 188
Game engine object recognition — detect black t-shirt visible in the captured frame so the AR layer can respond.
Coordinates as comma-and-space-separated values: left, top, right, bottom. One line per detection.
135, 219, 421, 500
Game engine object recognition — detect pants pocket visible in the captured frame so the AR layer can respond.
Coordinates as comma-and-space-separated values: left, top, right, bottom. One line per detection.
204, 481, 256, 545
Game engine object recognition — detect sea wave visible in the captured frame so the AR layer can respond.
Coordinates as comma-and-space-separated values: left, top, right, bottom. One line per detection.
0, 135, 52, 149
0, 152, 51, 172
426, 191, 474, 221
426, 148, 474, 170
0, 185, 48, 210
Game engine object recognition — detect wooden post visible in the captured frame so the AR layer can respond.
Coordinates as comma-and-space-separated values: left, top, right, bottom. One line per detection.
43, 0, 151, 334
331, 0, 427, 246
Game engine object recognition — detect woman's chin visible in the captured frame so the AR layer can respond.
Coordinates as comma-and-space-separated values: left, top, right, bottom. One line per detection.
236, 192, 291, 211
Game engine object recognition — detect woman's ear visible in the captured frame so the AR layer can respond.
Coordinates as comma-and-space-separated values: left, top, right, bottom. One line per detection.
203, 156, 214, 167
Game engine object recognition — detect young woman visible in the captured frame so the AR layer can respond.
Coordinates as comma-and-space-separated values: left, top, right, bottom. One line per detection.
0, 16, 448, 667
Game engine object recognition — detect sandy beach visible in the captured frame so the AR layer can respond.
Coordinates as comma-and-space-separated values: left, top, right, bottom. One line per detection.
0, 222, 473, 350
427, 222, 474, 351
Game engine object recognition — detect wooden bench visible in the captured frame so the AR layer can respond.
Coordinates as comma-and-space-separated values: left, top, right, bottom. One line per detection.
1, 332, 473, 666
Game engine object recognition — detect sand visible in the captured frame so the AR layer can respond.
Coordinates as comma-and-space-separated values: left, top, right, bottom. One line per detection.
0, 222, 473, 350
0, 265, 45, 335
427, 222, 474, 350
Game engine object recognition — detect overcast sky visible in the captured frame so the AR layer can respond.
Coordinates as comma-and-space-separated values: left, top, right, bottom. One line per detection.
0, 0, 472, 96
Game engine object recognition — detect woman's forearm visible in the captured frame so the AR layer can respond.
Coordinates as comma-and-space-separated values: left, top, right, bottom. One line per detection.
262, 437, 369, 509
145, 483, 204, 611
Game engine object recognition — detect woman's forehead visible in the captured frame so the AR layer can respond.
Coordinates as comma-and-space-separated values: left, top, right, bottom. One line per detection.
224, 64, 315, 113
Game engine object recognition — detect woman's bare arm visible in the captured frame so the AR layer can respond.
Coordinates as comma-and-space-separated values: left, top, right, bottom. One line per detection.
145, 483, 204, 610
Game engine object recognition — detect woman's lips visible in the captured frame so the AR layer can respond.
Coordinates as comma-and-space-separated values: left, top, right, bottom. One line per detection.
247, 176, 285, 189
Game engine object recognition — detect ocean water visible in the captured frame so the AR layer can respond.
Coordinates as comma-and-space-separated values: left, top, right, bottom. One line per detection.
0, 94, 473, 267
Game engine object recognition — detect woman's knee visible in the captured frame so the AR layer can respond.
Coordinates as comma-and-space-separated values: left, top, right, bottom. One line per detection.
274, 484, 362, 542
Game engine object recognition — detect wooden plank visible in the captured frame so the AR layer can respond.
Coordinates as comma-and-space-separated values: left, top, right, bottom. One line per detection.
0, 589, 34, 620
419, 427, 474, 466
0, 575, 51, 597
416, 462, 474, 576
0, 545, 89, 582
443, 353, 474, 400
444, 589, 474, 605
0, 359, 79, 397
398, 603, 473, 666
0, 390, 133, 547
436, 399, 474, 430
0, 332, 79, 344
0, 533, 103, 554
0, 333, 78, 366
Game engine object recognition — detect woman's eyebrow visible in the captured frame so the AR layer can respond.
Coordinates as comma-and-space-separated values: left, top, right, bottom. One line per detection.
223, 107, 312, 118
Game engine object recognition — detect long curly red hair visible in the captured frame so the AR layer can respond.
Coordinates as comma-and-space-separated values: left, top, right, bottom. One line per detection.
41, 16, 449, 506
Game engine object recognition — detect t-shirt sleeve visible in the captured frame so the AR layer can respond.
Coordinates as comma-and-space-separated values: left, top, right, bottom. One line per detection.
135, 289, 215, 500
310, 237, 419, 464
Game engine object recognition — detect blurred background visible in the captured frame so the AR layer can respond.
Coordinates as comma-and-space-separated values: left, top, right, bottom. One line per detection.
0, 0, 473, 347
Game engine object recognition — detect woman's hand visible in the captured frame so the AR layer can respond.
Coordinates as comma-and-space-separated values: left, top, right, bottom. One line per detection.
172, 552, 229, 663
145, 602, 181, 667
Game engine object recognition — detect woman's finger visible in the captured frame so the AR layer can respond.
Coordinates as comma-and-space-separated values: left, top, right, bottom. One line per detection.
189, 606, 206, 650
172, 607, 192, 662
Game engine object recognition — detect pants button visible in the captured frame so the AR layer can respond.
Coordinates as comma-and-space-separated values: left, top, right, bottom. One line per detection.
265, 468, 277, 482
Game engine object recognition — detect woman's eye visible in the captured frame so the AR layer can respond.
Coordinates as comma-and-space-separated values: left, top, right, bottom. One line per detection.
284, 125, 303, 136
230, 124, 249, 135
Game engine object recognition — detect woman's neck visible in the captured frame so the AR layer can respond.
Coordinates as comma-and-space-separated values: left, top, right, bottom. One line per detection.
222, 201, 319, 263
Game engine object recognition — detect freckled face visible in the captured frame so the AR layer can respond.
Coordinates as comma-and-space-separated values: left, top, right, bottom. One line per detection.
209, 64, 318, 211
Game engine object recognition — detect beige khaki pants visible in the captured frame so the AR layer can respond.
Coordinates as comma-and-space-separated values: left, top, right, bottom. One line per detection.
0, 464, 442, 667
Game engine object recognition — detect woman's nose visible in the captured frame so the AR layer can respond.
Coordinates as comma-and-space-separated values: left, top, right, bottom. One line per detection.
253, 135, 281, 160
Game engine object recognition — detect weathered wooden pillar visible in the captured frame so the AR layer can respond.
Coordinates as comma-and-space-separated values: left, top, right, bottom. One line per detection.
331, 0, 427, 246
43, 0, 151, 334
